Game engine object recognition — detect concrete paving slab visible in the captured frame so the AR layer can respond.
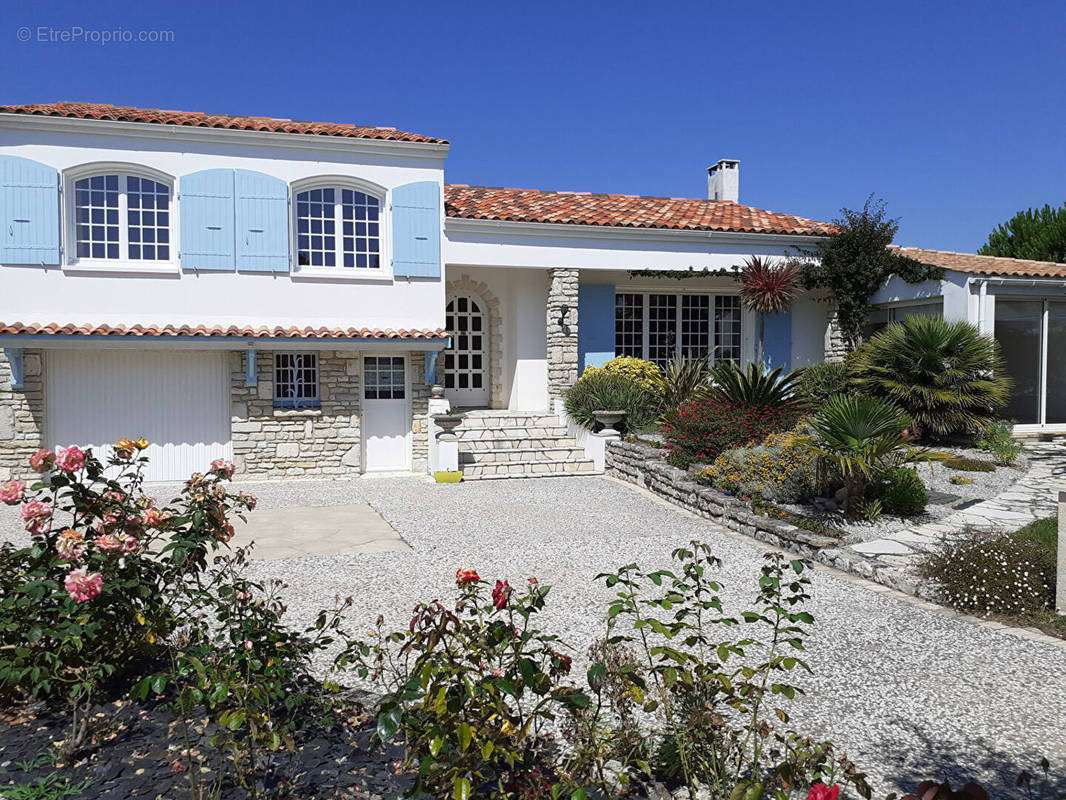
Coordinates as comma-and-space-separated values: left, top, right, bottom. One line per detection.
231, 503, 409, 560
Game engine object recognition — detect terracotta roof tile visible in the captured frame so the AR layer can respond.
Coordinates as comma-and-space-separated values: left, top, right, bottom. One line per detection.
890, 246, 1066, 279
444, 184, 833, 237
0, 322, 448, 340
0, 102, 447, 145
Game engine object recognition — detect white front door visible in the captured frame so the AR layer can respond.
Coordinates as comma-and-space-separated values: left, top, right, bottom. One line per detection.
46, 350, 231, 483
444, 294, 490, 407
362, 355, 411, 471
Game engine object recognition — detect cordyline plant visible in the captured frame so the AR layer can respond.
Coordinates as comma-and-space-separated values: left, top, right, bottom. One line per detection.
737, 256, 802, 366
338, 569, 589, 800
0, 440, 255, 756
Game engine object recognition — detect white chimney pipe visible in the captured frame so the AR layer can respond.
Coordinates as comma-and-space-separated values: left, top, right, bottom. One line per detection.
707, 158, 740, 202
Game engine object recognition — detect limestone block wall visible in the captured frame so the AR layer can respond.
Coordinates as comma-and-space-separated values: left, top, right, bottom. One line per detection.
546, 268, 579, 401
0, 349, 44, 481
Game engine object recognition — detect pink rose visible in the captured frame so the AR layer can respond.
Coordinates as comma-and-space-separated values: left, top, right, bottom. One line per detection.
238, 491, 257, 510
142, 507, 163, 527
20, 498, 52, 535
242, 640, 253, 650
54, 446, 85, 473
807, 784, 840, 800
93, 533, 123, 552
64, 568, 103, 602
211, 458, 236, 478
0, 480, 25, 505
55, 529, 86, 561
103, 490, 125, 503
122, 535, 139, 552
29, 448, 55, 472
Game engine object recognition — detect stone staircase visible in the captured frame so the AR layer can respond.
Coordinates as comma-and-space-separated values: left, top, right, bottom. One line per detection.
455, 410, 597, 480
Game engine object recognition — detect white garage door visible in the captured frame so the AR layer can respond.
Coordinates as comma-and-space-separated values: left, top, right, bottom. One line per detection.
47, 350, 231, 483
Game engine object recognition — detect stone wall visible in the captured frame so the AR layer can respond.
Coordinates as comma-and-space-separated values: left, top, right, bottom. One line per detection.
824, 306, 849, 362
409, 352, 431, 473
546, 268, 579, 401
231, 350, 363, 479
605, 439, 917, 594
0, 349, 44, 481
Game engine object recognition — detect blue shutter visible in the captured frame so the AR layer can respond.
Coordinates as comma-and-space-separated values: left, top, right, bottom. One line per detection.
761, 310, 792, 372
234, 170, 289, 272
0, 155, 59, 265
180, 169, 235, 271
578, 283, 616, 373
392, 181, 440, 278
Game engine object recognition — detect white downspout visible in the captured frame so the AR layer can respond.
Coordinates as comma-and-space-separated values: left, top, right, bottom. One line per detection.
977, 278, 988, 334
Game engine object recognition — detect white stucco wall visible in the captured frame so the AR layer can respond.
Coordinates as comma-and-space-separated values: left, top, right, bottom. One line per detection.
0, 119, 447, 331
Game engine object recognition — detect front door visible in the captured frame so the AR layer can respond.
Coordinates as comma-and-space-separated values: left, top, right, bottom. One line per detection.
444, 294, 490, 407
362, 355, 411, 471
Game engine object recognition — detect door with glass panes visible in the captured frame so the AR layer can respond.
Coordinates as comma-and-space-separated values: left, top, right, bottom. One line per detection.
444, 294, 490, 407
362, 356, 411, 471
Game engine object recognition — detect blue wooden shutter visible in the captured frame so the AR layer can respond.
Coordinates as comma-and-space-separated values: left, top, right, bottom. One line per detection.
234, 169, 289, 272
0, 155, 59, 265
180, 169, 235, 271
392, 181, 440, 278
578, 283, 616, 373
761, 310, 792, 372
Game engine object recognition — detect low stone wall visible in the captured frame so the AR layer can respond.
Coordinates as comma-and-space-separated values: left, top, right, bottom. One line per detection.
605, 439, 921, 595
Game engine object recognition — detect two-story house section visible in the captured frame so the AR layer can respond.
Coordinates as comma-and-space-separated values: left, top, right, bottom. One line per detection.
0, 102, 449, 481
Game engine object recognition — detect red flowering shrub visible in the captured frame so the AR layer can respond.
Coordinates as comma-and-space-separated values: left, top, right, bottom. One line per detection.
661, 398, 803, 469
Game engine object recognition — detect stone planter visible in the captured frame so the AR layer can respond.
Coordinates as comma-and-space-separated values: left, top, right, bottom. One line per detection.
432, 414, 464, 436
592, 409, 626, 436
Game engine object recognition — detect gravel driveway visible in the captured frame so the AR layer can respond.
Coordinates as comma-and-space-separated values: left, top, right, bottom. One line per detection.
3, 474, 1064, 796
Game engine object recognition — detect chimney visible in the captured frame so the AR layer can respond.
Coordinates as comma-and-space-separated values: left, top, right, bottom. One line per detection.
707, 158, 739, 202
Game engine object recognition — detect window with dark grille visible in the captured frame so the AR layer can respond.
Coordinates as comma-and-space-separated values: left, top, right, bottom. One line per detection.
714, 295, 742, 363
273, 353, 319, 407
680, 295, 711, 360
613, 292, 742, 364
614, 293, 643, 358
364, 356, 406, 400
647, 294, 678, 367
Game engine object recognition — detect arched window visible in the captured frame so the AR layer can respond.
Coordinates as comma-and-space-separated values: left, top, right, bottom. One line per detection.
70, 171, 172, 262
294, 185, 382, 269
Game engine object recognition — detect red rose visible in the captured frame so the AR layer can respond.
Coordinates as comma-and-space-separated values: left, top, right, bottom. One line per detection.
492, 579, 510, 610
807, 783, 840, 800
455, 566, 480, 585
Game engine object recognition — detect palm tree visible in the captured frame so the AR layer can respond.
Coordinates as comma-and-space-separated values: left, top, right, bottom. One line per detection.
848, 315, 1011, 439
737, 256, 801, 366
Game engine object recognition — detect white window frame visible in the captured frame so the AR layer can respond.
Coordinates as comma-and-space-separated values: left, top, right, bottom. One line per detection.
273, 352, 320, 408
289, 176, 390, 281
614, 291, 743, 365
62, 162, 178, 274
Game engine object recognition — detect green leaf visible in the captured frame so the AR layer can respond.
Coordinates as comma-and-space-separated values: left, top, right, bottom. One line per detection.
453, 777, 471, 800
481, 740, 494, 760
376, 707, 401, 742
429, 736, 443, 756
457, 721, 472, 752
572, 788, 587, 800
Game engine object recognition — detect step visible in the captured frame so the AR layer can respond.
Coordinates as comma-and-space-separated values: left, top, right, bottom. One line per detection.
457, 413, 561, 429
459, 446, 587, 465
461, 459, 598, 480
455, 425, 571, 441
461, 436, 579, 451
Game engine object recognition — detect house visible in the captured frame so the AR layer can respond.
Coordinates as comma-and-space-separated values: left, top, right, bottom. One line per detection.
869, 247, 1066, 433
0, 101, 842, 483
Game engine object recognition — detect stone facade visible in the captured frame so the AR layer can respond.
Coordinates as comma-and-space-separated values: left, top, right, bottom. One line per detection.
824, 306, 849, 362
408, 352, 431, 472
0, 349, 44, 481
546, 268, 579, 401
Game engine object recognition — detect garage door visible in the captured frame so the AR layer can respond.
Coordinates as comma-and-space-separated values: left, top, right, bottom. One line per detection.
47, 350, 231, 483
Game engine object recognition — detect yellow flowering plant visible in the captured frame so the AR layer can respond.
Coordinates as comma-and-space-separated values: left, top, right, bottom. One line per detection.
581, 356, 664, 395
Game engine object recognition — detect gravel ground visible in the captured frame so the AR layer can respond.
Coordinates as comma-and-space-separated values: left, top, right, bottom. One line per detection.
784, 448, 1027, 543
2, 474, 1064, 797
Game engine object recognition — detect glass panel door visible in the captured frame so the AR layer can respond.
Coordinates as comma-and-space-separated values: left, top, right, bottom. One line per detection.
994, 299, 1041, 424
1046, 302, 1066, 424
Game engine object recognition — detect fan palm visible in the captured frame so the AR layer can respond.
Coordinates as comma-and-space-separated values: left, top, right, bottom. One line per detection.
805, 395, 945, 518
737, 256, 801, 364
709, 360, 804, 408
849, 315, 1011, 439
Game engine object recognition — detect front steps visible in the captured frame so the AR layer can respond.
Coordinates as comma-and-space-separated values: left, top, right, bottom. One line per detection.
454, 411, 597, 480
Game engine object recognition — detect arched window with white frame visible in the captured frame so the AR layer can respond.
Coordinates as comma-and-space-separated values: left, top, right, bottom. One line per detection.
293, 181, 383, 270
67, 166, 174, 263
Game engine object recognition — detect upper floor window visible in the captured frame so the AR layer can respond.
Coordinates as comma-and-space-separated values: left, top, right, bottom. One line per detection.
295, 187, 381, 269
73, 174, 171, 261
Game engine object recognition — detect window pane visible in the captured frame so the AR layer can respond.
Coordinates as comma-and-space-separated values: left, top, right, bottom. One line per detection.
74, 176, 120, 258
295, 189, 337, 268
647, 294, 677, 367
994, 299, 1041, 424
614, 293, 643, 358
714, 295, 742, 364
680, 295, 710, 360
1046, 302, 1066, 424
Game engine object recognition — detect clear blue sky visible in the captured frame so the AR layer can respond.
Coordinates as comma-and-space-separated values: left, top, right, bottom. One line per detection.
4, 0, 1063, 252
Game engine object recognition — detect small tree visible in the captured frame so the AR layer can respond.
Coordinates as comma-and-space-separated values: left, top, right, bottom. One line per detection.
737, 256, 801, 365
979, 203, 1066, 263
801, 196, 942, 350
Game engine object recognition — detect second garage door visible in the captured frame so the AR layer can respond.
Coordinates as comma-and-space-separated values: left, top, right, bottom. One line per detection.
47, 350, 231, 483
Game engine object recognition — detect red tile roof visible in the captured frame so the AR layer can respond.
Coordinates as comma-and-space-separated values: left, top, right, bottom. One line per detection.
0, 322, 448, 340
444, 184, 833, 236
0, 102, 448, 145
891, 246, 1066, 279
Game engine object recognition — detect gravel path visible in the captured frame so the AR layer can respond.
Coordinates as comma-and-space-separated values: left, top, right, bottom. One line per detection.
3, 475, 1064, 796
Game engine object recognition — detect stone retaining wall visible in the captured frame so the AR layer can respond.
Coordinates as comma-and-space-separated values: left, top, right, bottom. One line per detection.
606, 439, 921, 595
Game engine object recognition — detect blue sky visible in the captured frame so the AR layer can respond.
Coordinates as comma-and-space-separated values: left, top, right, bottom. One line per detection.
4, 0, 1063, 251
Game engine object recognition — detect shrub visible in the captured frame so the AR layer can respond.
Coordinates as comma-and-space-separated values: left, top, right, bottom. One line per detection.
564, 369, 660, 432
658, 356, 712, 412
699, 427, 824, 502
923, 530, 1055, 616
849, 315, 1011, 439
875, 466, 928, 517
795, 361, 849, 405
661, 398, 803, 469
709, 360, 804, 407
580, 355, 663, 395
975, 418, 1023, 465
948, 474, 974, 485
942, 456, 996, 472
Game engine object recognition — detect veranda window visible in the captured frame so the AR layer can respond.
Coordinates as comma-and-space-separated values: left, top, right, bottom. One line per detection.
614, 292, 742, 367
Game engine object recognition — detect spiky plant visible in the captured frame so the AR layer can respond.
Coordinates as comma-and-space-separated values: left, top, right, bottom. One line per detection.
849, 316, 1011, 439
658, 357, 713, 414
709, 361, 804, 408
737, 256, 801, 364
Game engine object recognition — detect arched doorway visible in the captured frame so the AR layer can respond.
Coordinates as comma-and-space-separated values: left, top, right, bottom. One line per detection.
444, 293, 490, 407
